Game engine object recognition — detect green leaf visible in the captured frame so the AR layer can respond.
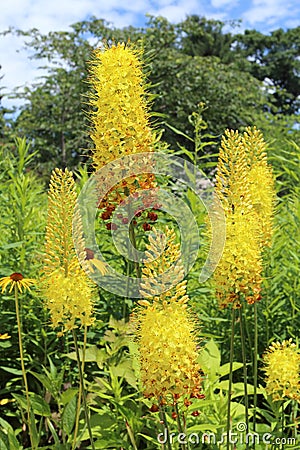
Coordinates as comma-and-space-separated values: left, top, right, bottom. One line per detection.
60, 388, 78, 406
0, 367, 23, 376
13, 392, 51, 417
62, 394, 77, 435
30, 370, 53, 393
219, 362, 243, 376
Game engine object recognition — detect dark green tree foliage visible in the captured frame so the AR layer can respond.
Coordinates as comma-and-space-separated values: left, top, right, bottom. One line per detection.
5, 15, 299, 171
178, 15, 236, 61
16, 69, 91, 172
233, 27, 300, 114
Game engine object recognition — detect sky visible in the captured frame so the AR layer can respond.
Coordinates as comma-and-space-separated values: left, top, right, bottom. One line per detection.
1, 0, 299, 110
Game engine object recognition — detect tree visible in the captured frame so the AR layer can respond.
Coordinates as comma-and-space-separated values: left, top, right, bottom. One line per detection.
233, 28, 300, 114
6, 15, 299, 171
177, 15, 237, 62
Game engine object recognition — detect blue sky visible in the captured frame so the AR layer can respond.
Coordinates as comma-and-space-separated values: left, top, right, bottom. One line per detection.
1, 0, 299, 109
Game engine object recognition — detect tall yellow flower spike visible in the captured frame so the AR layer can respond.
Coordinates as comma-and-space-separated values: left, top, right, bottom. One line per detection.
243, 126, 275, 248
89, 42, 154, 168
214, 129, 263, 308
88, 43, 157, 212
134, 227, 203, 403
42, 168, 95, 334
262, 339, 300, 402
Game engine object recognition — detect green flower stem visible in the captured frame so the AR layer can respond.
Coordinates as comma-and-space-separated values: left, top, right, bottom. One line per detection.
14, 285, 36, 449
159, 402, 172, 450
174, 402, 189, 450
72, 325, 88, 449
129, 220, 141, 279
281, 403, 285, 450
227, 307, 236, 450
253, 303, 258, 439
72, 329, 95, 450
239, 306, 249, 449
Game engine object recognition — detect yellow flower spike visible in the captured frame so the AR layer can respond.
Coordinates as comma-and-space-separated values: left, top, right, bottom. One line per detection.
262, 339, 300, 402
213, 127, 275, 308
0, 273, 35, 294
88, 42, 157, 212
242, 127, 275, 248
89, 43, 154, 169
214, 130, 262, 308
133, 226, 203, 403
42, 169, 95, 333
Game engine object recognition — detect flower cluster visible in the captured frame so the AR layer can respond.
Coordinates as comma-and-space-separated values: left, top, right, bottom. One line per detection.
88, 43, 157, 225
263, 339, 300, 402
42, 168, 96, 334
214, 127, 275, 308
134, 227, 203, 404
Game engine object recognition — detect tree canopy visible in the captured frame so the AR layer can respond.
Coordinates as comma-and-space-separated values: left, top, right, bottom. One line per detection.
2, 15, 299, 173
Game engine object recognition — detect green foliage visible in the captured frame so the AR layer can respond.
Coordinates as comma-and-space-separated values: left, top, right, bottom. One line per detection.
0, 15, 300, 449
234, 27, 300, 114
6, 14, 298, 171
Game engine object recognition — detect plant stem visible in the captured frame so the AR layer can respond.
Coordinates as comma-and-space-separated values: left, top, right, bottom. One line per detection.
174, 402, 188, 450
281, 403, 285, 450
226, 307, 236, 450
72, 329, 95, 450
159, 403, 172, 450
72, 325, 88, 449
129, 220, 141, 278
14, 286, 36, 449
239, 306, 249, 449
253, 303, 258, 439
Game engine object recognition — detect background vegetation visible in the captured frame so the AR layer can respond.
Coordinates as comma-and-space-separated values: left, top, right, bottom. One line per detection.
0, 14, 299, 449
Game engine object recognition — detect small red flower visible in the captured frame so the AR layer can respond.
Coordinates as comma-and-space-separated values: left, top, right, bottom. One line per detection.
106, 223, 118, 230
101, 211, 111, 220
148, 212, 158, 222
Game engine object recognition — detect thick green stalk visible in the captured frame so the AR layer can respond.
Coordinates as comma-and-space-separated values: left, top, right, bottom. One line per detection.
239, 306, 249, 449
14, 286, 36, 449
226, 308, 236, 450
72, 329, 95, 450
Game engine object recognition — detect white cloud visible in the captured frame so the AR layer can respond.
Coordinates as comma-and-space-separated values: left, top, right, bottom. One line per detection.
242, 0, 299, 27
211, 0, 239, 8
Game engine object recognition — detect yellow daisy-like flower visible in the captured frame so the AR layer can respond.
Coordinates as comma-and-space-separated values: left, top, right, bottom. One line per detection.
262, 339, 300, 402
0, 273, 35, 294
134, 227, 203, 403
